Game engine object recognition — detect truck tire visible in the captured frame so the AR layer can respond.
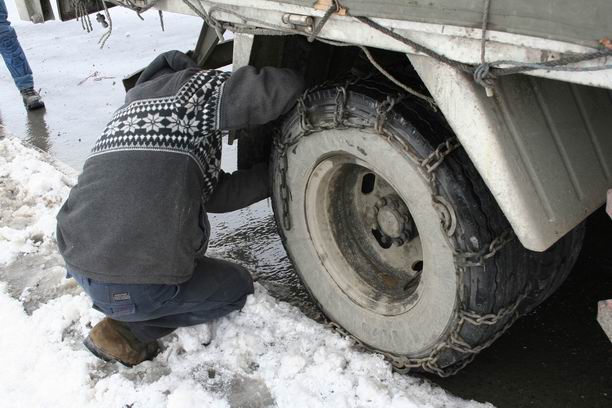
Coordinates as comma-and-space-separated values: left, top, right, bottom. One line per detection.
270, 81, 584, 376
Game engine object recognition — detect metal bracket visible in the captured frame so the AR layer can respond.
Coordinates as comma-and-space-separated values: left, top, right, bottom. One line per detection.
314, 0, 348, 16
14, 0, 55, 23
193, 22, 221, 67
281, 13, 314, 34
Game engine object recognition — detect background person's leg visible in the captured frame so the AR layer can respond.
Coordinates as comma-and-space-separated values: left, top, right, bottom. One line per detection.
0, 0, 34, 91
126, 257, 255, 342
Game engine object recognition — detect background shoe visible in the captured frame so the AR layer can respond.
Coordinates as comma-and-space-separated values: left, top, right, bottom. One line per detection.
20, 88, 45, 111
83, 318, 159, 367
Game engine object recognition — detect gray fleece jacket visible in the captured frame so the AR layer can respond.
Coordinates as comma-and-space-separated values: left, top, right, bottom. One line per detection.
56, 50, 304, 284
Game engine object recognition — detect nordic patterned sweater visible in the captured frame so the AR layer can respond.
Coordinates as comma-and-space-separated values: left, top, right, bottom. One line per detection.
56, 51, 304, 285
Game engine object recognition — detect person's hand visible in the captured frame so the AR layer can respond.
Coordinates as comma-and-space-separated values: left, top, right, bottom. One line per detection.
607, 189, 612, 219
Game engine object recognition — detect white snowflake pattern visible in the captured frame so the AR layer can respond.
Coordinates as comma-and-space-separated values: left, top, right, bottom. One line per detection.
184, 117, 201, 135
142, 113, 163, 133
184, 96, 198, 112
171, 115, 200, 135
165, 114, 181, 133
104, 120, 121, 136
122, 116, 140, 133
185, 86, 212, 111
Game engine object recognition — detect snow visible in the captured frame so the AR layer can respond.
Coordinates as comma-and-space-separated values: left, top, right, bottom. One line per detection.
0, 137, 74, 264
1, 2, 491, 407
0, 135, 491, 407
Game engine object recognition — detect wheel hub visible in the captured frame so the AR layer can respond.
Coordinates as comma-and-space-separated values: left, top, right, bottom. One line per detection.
377, 205, 404, 238
371, 195, 417, 246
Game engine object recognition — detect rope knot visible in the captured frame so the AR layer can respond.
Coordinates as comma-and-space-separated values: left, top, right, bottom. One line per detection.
473, 63, 496, 88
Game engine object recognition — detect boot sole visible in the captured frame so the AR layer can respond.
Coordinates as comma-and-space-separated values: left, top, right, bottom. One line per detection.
83, 335, 134, 368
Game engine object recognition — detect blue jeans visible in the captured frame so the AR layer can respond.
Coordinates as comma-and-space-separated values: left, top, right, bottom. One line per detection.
69, 257, 254, 342
0, 0, 34, 91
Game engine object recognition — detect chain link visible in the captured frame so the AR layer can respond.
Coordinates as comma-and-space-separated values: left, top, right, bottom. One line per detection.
419, 137, 461, 175
454, 230, 515, 267
274, 78, 528, 377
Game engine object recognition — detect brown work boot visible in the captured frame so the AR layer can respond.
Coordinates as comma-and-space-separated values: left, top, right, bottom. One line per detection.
83, 318, 159, 367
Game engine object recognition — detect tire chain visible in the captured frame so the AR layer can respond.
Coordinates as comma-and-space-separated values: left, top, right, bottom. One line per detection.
273, 78, 526, 377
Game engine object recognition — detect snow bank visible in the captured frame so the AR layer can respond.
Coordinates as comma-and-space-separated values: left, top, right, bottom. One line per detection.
0, 135, 75, 265
0, 136, 490, 407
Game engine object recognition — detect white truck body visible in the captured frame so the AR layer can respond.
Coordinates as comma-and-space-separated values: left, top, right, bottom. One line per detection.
158, 0, 612, 251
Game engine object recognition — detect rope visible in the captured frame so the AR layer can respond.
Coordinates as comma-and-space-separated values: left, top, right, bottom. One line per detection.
356, 14, 612, 88
485, 60, 612, 73
477, 0, 494, 90
359, 46, 437, 108
480, 0, 491, 65
355, 16, 475, 73
158, 9, 165, 32
98, 0, 113, 48
101, 0, 610, 91
73, 0, 93, 32
487, 52, 612, 75
182, 0, 212, 24
308, 0, 336, 42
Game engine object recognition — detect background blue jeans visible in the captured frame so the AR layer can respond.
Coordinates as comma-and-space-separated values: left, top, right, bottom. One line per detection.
69, 256, 254, 342
0, 0, 34, 90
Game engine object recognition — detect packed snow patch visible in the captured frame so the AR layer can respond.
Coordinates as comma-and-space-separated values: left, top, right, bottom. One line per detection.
0, 136, 491, 407
0, 135, 75, 265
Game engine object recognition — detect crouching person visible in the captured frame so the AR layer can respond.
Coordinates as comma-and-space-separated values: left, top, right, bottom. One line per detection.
56, 51, 304, 366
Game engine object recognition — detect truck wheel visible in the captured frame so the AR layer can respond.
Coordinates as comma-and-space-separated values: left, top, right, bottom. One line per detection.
271, 82, 584, 376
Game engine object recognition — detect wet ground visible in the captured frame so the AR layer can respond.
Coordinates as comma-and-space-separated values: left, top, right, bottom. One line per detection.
2, 102, 610, 408
433, 209, 612, 407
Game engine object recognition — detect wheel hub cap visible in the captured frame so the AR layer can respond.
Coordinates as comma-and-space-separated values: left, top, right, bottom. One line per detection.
377, 205, 404, 238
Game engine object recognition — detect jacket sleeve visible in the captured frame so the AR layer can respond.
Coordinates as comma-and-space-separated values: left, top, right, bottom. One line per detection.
124, 51, 201, 105
205, 163, 270, 213
217, 66, 306, 130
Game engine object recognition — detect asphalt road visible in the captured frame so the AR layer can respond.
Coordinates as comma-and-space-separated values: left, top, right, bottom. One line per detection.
1, 107, 610, 408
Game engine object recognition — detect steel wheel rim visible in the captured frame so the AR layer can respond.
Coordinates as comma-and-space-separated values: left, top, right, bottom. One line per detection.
305, 153, 425, 316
